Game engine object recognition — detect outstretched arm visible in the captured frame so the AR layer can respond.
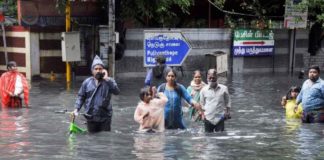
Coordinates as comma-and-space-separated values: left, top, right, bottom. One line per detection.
181, 85, 202, 110
281, 96, 287, 108
154, 92, 168, 107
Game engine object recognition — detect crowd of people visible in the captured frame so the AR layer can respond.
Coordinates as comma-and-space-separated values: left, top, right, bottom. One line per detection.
1, 56, 324, 134
136, 55, 231, 133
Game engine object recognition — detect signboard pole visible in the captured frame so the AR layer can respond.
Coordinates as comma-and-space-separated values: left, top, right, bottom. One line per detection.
284, 0, 308, 75
1, 23, 7, 65
108, 0, 115, 78
65, 0, 71, 83
0, 8, 7, 65
288, 28, 297, 74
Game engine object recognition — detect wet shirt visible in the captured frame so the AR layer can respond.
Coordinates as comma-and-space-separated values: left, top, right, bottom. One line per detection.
158, 84, 193, 129
285, 99, 302, 119
297, 78, 324, 112
200, 84, 231, 125
134, 93, 168, 132
75, 77, 120, 122
14, 75, 23, 97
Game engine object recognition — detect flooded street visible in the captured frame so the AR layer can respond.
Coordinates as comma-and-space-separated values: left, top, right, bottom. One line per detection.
1, 73, 324, 160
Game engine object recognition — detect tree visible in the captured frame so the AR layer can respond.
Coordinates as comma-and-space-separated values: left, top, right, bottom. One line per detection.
210, 0, 324, 27
210, 0, 284, 28
121, 0, 194, 27
297, 0, 324, 22
0, 1, 17, 18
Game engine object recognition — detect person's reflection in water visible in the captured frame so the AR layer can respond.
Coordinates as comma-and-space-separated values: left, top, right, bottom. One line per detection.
285, 119, 301, 134
295, 126, 323, 159
0, 108, 30, 159
133, 134, 165, 159
67, 134, 79, 157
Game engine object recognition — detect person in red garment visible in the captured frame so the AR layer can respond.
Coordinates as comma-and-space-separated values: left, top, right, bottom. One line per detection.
0, 61, 29, 108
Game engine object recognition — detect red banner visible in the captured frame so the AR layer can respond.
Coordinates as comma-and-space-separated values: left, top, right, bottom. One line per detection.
0, 13, 4, 22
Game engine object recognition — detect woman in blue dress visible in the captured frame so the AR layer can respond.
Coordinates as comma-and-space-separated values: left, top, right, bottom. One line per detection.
157, 68, 201, 129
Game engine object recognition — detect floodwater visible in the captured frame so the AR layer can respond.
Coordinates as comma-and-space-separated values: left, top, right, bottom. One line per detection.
1, 73, 324, 160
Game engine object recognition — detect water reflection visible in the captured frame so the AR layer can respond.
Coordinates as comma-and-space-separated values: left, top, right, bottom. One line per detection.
285, 119, 301, 134
295, 125, 324, 160
0, 108, 31, 159
133, 133, 165, 159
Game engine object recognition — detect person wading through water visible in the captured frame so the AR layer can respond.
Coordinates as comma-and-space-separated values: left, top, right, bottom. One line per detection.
134, 86, 168, 132
145, 55, 171, 87
200, 69, 231, 132
0, 61, 29, 108
72, 55, 120, 133
296, 65, 324, 123
157, 68, 202, 129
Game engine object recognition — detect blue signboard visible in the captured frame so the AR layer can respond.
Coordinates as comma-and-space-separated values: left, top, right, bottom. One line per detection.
144, 31, 191, 67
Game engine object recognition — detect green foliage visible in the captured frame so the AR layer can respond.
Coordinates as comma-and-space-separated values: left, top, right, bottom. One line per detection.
121, 0, 194, 27
183, 19, 207, 28
296, 0, 324, 23
55, 0, 67, 15
212, 0, 226, 8
211, 0, 284, 29
0, 0, 17, 18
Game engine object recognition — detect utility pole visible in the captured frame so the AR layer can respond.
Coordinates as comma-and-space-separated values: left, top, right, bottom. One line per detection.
108, 0, 115, 78
65, 0, 71, 83
0, 3, 8, 65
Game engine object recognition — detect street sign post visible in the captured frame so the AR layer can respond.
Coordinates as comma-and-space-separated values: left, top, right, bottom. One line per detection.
233, 29, 274, 56
0, 9, 7, 64
284, 0, 308, 29
144, 31, 191, 67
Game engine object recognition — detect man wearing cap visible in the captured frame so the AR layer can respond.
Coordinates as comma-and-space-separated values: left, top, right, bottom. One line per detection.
0, 61, 29, 108
73, 55, 120, 133
144, 55, 171, 87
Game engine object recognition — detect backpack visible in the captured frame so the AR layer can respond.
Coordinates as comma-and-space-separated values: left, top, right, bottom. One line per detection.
152, 65, 166, 79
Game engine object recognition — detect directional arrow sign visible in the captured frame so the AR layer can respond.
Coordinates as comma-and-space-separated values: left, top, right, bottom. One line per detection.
144, 31, 191, 67
242, 41, 265, 45
233, 29, 274, 56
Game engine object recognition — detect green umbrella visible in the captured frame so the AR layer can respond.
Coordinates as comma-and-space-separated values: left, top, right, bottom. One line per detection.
69, 114, 86, 134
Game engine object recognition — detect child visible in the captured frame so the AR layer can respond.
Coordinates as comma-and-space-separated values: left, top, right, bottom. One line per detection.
281, 86, 303, 119
134, 86, 168, 132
